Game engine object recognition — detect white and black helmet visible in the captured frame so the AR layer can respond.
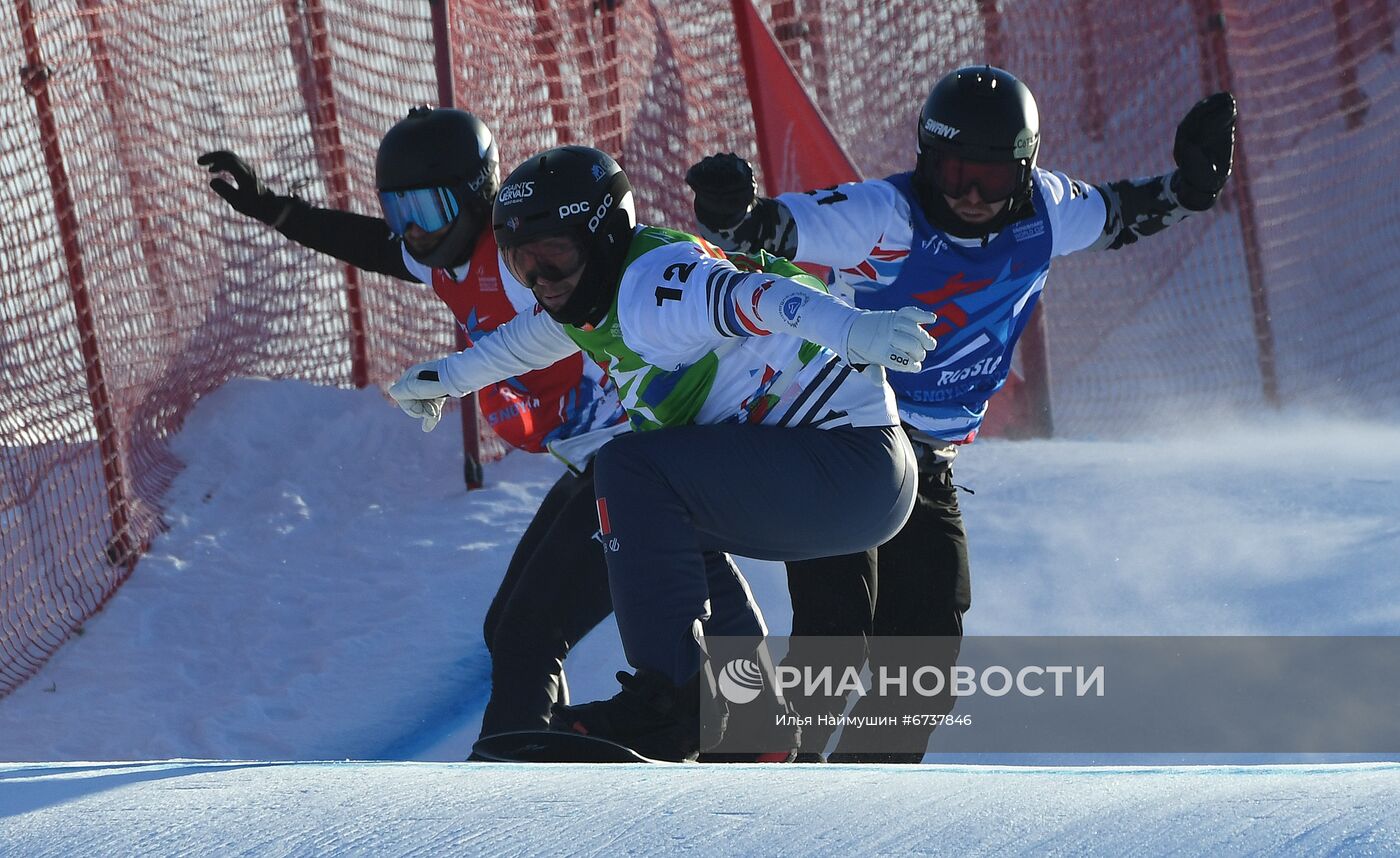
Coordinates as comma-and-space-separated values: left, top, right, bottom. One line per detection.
914, 66, 1040, 237
375, 106, 500, 268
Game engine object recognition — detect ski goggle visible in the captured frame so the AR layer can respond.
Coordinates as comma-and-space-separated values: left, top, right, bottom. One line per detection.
502, 233, 587, 285
926, 151, 1022, 202
378, 186, 460, 236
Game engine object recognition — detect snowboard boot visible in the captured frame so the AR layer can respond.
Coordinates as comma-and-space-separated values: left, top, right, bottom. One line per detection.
550, 669, 713, 762
696, 695, 801, 763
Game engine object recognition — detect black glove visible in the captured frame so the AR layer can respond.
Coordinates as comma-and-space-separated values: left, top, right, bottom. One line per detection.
685, 152, 758, 231
1172, 91, 1236, 211
197, 150, 292, 226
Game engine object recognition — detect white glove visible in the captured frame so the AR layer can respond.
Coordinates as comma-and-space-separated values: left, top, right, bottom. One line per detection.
388, 361, 450, 433
845, 306, 938, 373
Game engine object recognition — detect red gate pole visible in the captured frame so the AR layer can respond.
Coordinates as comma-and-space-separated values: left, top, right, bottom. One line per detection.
282, 0, 370, 389
16, 0, 138, 568
430, 0, 484, 489
1192, 0, 1280, 406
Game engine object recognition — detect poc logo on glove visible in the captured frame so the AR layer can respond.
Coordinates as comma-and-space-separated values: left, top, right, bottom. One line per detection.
844, 306, 939, 373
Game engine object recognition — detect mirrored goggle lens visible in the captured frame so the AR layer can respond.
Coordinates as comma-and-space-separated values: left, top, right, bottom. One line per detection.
931, 153, 1020, 202
503, 235, 587, 284
378, 187, 460, 236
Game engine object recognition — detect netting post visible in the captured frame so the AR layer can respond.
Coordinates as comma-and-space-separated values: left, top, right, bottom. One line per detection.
1073, 0, 1107, 141
596, 0, 623, 157
568, 0, 623, 157
75, 0, 173, 309
430, 0, 484, 490
771, 0, 830, 108
282, 0, 370, 389
1193, 0, 1280, 406
980, 0, 1054, 437
977, 0, 1006, 69
15, 0, 138, 569
530, 0, 573, 144
1331, 0, 1371, 129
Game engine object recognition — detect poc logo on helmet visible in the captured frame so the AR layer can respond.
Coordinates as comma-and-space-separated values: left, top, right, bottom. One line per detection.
558, 200, 590, 218
923, 119, 960, 139
587, 193, 614, 233
498, 181, 534, 204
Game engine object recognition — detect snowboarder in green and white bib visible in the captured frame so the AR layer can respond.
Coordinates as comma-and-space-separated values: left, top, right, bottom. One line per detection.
389, 146, 935, 761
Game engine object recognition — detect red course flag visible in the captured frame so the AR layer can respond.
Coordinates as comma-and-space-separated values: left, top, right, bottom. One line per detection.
729, 0, 861, 194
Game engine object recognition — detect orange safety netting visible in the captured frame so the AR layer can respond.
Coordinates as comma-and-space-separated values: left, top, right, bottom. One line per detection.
3, 0, 1397, 698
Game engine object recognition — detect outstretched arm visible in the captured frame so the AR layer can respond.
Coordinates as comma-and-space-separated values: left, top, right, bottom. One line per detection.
623, 242, 935, 377
684, 153, 800, 258
387, 309, 579, 431
198, 150, 414, 281
1089, 92, 1237, 251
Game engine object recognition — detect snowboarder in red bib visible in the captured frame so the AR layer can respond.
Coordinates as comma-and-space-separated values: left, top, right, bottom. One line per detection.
199, 107, 629, 749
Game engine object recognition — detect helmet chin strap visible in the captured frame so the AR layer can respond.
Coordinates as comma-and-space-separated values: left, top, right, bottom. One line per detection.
539, 219, 634, 327
542, 259, 610, 326
408, 234, 476, 272
406, 199, 489, 271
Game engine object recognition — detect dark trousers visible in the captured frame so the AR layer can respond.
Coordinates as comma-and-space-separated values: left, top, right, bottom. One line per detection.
591, 423, 917, 687
786, 447, 970, 759
479, 461, 613, 737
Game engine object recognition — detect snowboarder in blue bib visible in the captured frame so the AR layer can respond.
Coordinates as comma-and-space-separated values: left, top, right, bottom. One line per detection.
686, 65, 1237, 762
389, 145, 937, 761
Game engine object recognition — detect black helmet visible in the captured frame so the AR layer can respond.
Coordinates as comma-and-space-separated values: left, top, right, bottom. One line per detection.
914, 65, 1040, 238
492, 146, 636, 326
375, 106, 500, 269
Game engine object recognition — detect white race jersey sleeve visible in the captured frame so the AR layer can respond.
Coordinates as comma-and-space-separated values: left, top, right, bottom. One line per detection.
1037, 169, 1110, 258
435, 305, 579, 397
779, 181, 910, 270
615, 240, 860, 372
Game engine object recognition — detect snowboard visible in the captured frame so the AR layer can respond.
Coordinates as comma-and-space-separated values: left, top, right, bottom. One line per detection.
470, 730, 670, 763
